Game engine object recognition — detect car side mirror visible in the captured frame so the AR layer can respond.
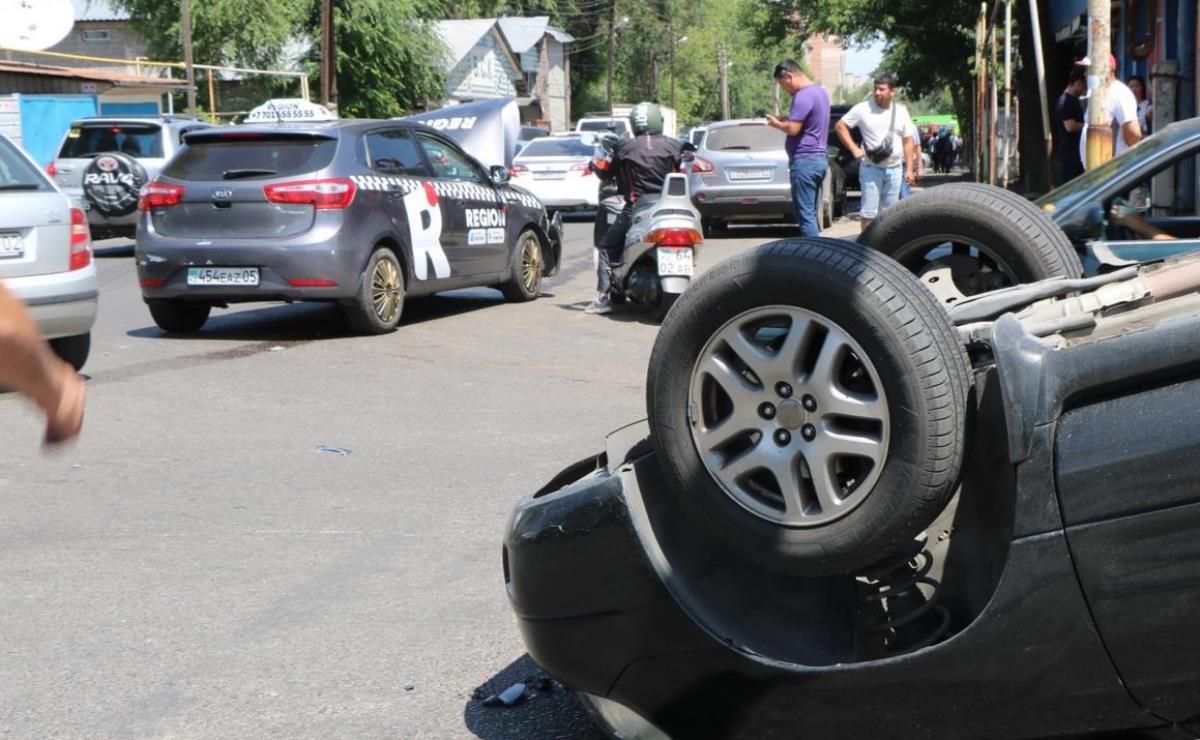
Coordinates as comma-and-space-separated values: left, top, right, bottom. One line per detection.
490, 165, 510, 185
1059, 201, 1107, 242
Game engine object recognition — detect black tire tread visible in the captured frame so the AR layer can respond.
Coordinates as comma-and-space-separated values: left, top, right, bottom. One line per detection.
860, 182, 1082, 283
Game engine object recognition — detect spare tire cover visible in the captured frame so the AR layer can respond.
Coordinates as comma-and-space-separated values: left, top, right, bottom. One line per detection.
83, 152, 148, 218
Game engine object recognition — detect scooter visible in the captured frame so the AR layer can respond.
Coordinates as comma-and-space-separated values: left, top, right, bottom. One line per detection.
592, 141, 703, 321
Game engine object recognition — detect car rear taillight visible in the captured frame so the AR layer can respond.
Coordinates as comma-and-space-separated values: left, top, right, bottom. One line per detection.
569, 162, 592, 177
46, 162, 58, 177
644, 227, 703, 246
287, 278, 338, 287
690, 157, 714, 174
509, 163, 529, 177
69, 208, 91, 271
263, 178, 357, 210
139, 181, 185, 211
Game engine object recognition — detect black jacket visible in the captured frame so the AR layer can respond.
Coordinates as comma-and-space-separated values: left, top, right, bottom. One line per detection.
613, 134, 683, 202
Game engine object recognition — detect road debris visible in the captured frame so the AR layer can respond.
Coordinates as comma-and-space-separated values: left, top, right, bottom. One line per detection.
482, 682, 527, 707
316, 445, 351, 456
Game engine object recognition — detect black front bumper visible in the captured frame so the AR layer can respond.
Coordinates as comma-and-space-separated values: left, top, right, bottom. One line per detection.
503, 418, 1159, 739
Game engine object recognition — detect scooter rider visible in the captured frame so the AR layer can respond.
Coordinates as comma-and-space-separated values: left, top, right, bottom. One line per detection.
586, 102, 683, 315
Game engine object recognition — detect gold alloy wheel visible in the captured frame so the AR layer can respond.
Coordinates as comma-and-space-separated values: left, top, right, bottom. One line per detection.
520, 236, 542, 295
371, 256, 403, 324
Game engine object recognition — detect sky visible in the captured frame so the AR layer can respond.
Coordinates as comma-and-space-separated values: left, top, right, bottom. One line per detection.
844, 38, 886, 77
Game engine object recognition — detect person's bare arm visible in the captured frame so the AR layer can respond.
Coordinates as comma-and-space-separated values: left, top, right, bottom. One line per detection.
1121, 121, 1143, 147
1110, 206, 1174, 241
0, 282, 85, 444
903, 136, 916, 184
766, 114, 803, 136
1062, 119, 1084, 133
835, 120, 862, 159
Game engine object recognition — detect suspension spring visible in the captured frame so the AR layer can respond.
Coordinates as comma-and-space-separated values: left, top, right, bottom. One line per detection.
855, 537, 953, 656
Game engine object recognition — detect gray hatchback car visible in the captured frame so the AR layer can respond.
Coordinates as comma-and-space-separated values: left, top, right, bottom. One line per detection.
135, 119, 562, 334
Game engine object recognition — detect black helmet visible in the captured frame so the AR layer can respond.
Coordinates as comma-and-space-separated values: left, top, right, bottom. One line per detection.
629, 102, 664, 136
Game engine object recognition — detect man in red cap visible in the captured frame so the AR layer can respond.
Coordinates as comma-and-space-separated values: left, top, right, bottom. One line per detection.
1078, 54, 1142, 168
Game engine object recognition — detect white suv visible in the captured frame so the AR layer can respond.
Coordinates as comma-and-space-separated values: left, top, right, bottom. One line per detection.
48, 116, 211, 240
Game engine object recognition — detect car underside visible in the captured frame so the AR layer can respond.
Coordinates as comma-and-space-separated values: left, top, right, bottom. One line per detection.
504, 221, 1200, 738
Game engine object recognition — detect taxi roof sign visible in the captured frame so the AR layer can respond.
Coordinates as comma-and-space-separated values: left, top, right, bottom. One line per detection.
245, 99, 336, 124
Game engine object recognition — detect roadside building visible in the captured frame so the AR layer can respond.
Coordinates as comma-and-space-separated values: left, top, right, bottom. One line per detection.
434, 17, 574, 131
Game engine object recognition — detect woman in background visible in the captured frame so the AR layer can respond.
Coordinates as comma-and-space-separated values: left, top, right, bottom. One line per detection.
1128, 75, 1152, 135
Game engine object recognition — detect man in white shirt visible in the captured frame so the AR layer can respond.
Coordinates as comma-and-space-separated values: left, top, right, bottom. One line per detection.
835, 74, 916, 230
1078, 55, 1142, 168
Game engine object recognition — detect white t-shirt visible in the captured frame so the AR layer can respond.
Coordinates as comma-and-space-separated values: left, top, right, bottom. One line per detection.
1079, 79, 1140, 168
841, 99, 914, 168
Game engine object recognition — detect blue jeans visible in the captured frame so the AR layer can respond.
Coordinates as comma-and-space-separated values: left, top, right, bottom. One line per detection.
789, 155, 827, 237
859, 162, 903, 219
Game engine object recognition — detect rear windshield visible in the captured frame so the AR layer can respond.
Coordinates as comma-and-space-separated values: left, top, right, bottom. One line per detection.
0, 137, 51, 191
579, 120, 625, 133
58, 123, 164, 159
517, 139, 593, 158
705, 125, 784, 152
161, 137, 338, 181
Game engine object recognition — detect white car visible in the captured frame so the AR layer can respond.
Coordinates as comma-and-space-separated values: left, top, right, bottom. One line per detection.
510, 135, 600, 212
0, 134, 97, 370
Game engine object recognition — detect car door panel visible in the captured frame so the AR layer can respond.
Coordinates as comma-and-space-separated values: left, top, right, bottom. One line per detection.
362, 127, 459, 288
1056, 376, 1200, 722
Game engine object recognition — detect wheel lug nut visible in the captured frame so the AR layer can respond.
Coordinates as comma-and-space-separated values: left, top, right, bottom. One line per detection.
801, 424, 816, 442
758, 403, 776, 420
776, 382, 793, 398
802, 394, 817, 412
774, 429, 791, 446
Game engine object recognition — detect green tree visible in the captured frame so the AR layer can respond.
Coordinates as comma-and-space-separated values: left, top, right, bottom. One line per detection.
320, 0, 446, 117
113, 0, 306, 70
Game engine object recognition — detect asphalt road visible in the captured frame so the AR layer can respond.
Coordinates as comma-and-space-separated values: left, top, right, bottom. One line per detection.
0, 213, 859, 739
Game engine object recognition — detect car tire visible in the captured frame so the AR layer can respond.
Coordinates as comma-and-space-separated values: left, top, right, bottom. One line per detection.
654, 290, 679, 323
343, 247, 405, 334
647, 237, 971, 576
859, 183, 1083, 305
500, 230, 543, 302
148, 300, 211, 333
49, 332, 90, 371
701, 218, 726, 239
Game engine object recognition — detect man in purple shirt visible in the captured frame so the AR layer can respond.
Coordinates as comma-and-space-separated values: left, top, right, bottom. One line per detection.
767, 59, 830, 237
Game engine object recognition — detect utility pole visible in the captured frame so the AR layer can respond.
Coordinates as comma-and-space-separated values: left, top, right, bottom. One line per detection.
321, 0, 338, 114
1084, 0, 1112, 170
668, 15, 674, 109
181, 0, 196, 117
718, 43, 730, 120
606, 0, 616, 109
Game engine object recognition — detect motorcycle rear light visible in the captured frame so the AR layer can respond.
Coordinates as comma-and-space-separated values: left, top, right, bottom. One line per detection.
263, 178, 357, 210
68, 207, 91, 270
46, 162, 58, 177
138, 181, 185, 211
691, 157, 714, 174
645, 227, 703, 246
287, 278, 338, 287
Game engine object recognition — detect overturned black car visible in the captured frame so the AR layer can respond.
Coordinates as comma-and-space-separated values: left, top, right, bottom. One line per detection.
503, 185, 1200, 739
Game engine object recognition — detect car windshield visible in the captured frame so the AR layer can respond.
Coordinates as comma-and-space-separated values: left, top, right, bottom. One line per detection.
1036, 130, 1173, 212
516, 139, 593, 158
0, 137, 50, 191
705, 124, 783, 152
58, 123, 164, 159
162, 137, 338, 180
